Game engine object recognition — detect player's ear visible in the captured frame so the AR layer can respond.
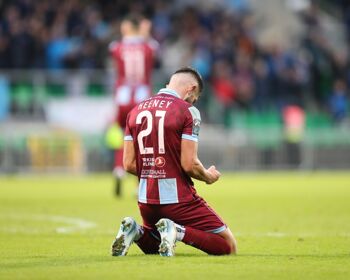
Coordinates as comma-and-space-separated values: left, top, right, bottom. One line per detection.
190, 85, 199, 97
186, 85, 196, 95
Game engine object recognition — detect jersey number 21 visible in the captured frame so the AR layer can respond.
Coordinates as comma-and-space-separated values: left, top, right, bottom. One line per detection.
136, 110, 166, 155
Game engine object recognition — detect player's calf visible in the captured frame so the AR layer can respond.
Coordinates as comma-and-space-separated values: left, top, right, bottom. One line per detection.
218, 227, 237, 254
182, 226, 236, 255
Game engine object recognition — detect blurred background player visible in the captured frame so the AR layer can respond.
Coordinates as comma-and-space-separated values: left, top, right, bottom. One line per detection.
109, 14, 159, 197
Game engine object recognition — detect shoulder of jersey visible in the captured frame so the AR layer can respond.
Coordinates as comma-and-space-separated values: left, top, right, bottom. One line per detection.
176, 97, 192, 108
147, 38, 159, 51
187, 105, 201, 119
176, 100, 201, 120
109, 40, 119, 52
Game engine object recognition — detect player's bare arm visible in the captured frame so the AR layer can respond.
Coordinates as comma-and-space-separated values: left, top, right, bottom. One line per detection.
123, 140, 137, 176
181, 139, 221, 184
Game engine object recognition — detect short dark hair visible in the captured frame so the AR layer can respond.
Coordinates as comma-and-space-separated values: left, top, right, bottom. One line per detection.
122, 14, 142, 28
174, 67, 204, 93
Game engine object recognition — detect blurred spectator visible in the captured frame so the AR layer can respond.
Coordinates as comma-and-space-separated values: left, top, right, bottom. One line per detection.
328, 79, 349, 124
212, 60, 236, 127
0, 26, 10, 68
46, 25, 72, 70
152, 0, 171, 43
233, 52, 254, 109
0, 76, 10, 120
0, 0, 349, 128
190, 45, 211, 79
283, 105, 305, 168
279, 58, 305, 110
86, 7, 109, 41
8, 18, 35, 68
252, 59, 270, 112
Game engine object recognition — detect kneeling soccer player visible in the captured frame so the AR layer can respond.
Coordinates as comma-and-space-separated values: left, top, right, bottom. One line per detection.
111, 67, 237, 256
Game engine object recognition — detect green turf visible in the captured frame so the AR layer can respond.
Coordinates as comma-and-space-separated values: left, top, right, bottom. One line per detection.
0, 172, 350, 279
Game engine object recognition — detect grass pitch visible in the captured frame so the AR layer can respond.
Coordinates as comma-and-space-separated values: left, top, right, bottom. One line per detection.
0, 172, 350, 279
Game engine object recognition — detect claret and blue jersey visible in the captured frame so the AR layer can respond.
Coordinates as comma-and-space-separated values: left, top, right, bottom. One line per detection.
124, 88, 202, 204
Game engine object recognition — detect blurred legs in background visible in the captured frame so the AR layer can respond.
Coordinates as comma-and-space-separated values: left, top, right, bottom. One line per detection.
105, 123, 125, 197
113, 148, 125, 197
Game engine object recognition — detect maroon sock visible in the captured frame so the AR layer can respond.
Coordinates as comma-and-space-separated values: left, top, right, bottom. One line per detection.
135, 228, 160, 254
114, 148, 124, 170
182, 226, 231, 255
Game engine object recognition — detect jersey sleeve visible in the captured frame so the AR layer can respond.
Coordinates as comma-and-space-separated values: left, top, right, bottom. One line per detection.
181, 106, 201, 142
147, 38, 159, 52
124, 113, 133, 141
109, 41, 118, 56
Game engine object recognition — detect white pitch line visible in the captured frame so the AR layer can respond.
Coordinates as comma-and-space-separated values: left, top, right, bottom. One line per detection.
1, 215, 349, 238
0, 213, 96, 234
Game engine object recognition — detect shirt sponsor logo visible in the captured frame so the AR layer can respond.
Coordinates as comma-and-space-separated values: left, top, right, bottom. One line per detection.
142, 157, 155, 167
155, 156, 166, 168
141, 169, 166, 178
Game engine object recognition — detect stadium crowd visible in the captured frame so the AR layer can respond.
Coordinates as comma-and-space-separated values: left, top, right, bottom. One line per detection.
0, 0, 349, 125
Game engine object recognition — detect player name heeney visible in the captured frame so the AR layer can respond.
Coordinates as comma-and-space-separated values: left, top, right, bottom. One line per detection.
138, 99, 173, 110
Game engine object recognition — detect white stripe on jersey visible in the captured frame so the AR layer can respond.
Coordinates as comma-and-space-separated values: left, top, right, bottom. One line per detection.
158, 178, 179, 204
138, 178, 147, 203
181, 134, 198, 142
124, 135, 133, 141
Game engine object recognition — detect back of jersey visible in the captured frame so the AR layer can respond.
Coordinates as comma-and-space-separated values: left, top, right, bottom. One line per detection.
109, 37, 156, 87
125, 88, 202, 205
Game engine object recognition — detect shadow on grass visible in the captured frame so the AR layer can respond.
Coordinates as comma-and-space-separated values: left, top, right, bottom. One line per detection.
1, 255, 116, 269
2, 253, 349, 269
237, 253, 350, 259
1, 252, 230, 269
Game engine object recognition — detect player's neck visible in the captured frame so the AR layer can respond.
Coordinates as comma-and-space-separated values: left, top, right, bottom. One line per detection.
123, 33, 141, 38
164, 87, 184, 100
